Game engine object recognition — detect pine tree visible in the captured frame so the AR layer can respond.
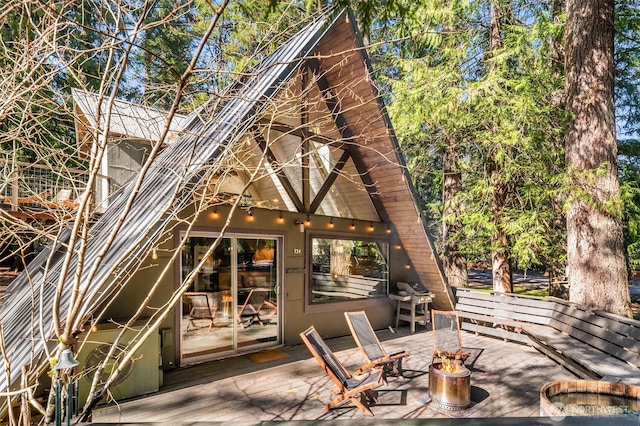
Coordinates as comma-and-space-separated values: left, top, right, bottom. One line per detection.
371, 1, 566, 291
564, 0, 631, 316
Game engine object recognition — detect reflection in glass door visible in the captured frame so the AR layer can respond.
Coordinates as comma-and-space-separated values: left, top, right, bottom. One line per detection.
237, 238, 278, 348
180, 234, 279, 363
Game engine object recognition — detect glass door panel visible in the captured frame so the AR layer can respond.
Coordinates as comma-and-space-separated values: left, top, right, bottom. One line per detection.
236, 238, 278, 348
180, 234, 280, 364
181, 237, 233, 360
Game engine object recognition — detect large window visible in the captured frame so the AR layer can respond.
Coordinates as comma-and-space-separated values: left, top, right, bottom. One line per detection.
310, 237, 389, 304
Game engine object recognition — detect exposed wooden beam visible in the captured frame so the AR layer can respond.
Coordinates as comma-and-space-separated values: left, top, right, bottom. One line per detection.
256, 119, 344, 149
252, 128, 305, 212
309, 149, 351, 213
301, 67, 310, 212
307, 59, 390, 223
0, 208, 62, 222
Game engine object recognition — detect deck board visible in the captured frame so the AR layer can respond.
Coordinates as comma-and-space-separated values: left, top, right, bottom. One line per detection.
93, 328, 578, 422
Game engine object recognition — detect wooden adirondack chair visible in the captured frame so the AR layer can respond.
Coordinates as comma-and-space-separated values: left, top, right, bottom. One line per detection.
300, 326, 383, 416
345, 310, 410, 380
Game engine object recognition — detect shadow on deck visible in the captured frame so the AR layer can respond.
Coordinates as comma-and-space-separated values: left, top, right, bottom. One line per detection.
91, 327, 636, 425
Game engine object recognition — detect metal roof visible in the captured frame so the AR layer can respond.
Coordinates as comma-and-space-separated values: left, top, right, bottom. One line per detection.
0, 10, 338, 393
72, 89, 190, 142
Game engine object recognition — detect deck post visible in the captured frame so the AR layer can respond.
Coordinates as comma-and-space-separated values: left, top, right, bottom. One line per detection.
10, 170, 19, 211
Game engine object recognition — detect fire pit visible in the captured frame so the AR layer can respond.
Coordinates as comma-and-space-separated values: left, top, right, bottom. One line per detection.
429, 359, 471, 410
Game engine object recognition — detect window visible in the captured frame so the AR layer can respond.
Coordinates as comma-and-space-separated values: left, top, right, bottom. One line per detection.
310, 237, 389, 303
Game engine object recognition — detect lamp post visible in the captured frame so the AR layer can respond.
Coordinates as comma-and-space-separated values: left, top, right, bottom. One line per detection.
54, 349, 79, 426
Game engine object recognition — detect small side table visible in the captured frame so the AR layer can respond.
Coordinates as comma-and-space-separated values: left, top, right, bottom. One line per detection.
390, 293, 433, 333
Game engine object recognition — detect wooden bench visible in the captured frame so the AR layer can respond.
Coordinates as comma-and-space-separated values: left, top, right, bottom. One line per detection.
455, 288, 555, 344
455, 288, 640, 385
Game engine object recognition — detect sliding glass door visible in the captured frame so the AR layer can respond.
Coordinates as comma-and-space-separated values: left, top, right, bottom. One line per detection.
180, 233, 280, 364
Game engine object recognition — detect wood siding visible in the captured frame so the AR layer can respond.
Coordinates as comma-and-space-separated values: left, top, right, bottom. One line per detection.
314, 17, 454, 310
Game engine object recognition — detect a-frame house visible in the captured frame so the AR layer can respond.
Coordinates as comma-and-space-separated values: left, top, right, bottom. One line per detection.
0, 9, 453, 404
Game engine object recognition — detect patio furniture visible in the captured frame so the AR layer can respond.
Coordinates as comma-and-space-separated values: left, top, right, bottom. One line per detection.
390, 282, 433, 333
344, 310, 410, 380
300, 326, 383, 416
431, 310, 469, 363
237, 288, 270, 328
456, 288, 640, 384
184, 292, 217, 331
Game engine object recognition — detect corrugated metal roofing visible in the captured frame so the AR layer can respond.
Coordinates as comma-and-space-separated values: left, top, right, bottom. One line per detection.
0, 10, 338, 393
72, 89, 190, 142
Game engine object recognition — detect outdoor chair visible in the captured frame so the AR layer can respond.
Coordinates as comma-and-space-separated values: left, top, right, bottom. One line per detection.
237, 288, 270, 328
45, 188, 80, 209
184, 292, 217, 331
431, 309, 470, 363
344, 310, 410, 380
300, 326, 383, 416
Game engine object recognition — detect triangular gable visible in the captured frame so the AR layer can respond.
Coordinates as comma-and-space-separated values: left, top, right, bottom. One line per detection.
0, 10, 338, 393
237, 68, 382, 221
310, 14, 454, 310
0, 8, 453, 395
250, 12, 453, 310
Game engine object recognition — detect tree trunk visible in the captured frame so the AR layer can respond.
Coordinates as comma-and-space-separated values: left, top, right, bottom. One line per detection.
547, 262, 568, 299
330, 240, 351, 277
565, 0, 631, 316
547, 0, 568, 300
442, 142, 467, 288
490, 158, 513, 294
489, 0, 513, 294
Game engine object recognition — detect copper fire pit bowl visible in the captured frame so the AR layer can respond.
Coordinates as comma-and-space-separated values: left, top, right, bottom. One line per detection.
429, 361, 471, 410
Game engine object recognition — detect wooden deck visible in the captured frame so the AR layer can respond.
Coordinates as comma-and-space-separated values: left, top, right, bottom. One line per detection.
90, 326, 588, 423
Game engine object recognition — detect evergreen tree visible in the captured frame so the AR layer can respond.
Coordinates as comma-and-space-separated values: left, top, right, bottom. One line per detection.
366, 1, 566, 291
136, 0, 197, 109
565, 0, 631, 316
615, 0, 640, 278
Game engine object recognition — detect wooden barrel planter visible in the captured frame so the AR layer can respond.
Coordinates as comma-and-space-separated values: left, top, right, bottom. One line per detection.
540, 380, 640, 418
